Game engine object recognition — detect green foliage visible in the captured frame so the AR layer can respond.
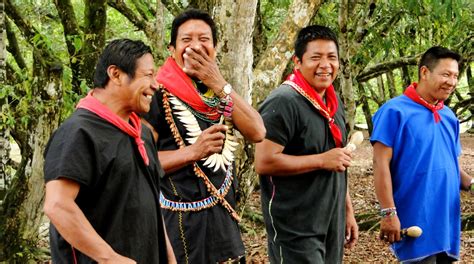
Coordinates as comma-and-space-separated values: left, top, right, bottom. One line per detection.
312, 2, 338, 29
106, 7, 147, 43
312, 0, 473, 125
0, 86, 17, 130
260, 0, 292, 43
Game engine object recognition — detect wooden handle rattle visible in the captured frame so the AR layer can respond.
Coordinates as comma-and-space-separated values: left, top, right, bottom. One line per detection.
401, 226, 422, 238
345, 131, 364, 152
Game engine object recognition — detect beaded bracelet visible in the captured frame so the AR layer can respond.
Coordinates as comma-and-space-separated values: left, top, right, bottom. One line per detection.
380, 207, 397, 218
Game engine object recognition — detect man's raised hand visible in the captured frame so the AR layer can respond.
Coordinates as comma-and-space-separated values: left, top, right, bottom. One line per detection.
189, 124, 227, 161
182, 46, 226, 92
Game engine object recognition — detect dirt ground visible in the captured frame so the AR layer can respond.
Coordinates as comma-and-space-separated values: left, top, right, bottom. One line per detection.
241, 133, 474, 263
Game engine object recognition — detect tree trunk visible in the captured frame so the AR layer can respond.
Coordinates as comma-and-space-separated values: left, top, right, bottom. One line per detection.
82, 0, 107, 88
358, 83, 373, 134
213, 0, 258, 213
1, 3, 64, 256
0, 1, 4, 82
252, 0, 323, 105
386, 71, 396, 99
399, 50, 411, 88
1, 72, 62, 261
188, 0, 216, 13
338, 0, 356, 131
0, 129, 10, 201
467, 65, 472, 88
377, 75, 385, 103
215, 0, 257, 100
154, 0, 166, 64
54, 0, 82, 93
252, 0, 266, 68
466, 65, 474, 133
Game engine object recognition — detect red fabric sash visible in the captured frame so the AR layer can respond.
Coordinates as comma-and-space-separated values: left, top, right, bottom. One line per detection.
404, 82, 444, 123
156, 57, 220, 120
284, 69, 343, 147
76, 92, 149, 166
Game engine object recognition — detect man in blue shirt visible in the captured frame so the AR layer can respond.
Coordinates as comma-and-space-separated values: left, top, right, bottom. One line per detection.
371, 46, 473, 263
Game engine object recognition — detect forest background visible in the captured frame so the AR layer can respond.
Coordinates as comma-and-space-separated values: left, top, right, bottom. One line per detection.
0, 0, 472, 262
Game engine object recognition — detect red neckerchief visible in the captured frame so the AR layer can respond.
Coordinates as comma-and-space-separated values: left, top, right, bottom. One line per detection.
284, 69, 343, 147
156, 57, 220, 121
404, 82, 444, 123
76, 91, 149, 165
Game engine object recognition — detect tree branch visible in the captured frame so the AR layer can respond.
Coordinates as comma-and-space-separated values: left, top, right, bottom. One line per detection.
251, 0, 266, 68
353, 1, 376, 44
108, 0, 147, 30
159, 0, 182, 16
53, 0, 82, 92
81, 0, 107, 87
350, 10, 405, 75
357, 55, 420, 83
5, 0, 62, 72
130, 0, 153, 21
5, 18, 26, 70
5, 62, 24, 89
459, 114, 472, 124
108, 0, 157, 43
54, 0, 81, 56
147, 0, 157, 15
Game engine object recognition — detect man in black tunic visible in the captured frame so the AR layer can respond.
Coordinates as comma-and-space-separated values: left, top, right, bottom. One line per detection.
43, 39, 175, 263
144, 9, 266, 263
255, 26, 359, 263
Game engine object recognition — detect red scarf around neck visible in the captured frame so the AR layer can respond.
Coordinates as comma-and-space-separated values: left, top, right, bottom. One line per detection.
404, 82, 444, 123
284, 69, 343, 147
156, 57, 220, 120
76, 91, 149, 166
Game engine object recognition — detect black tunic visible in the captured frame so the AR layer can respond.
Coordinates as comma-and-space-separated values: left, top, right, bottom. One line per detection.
258, 84, 348, 264
44, 109, 168, 264
144, 89, 244, 263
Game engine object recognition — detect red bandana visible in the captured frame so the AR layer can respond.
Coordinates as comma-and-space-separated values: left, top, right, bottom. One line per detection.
284, 69, 343, 147
156, 57, 220, 120
76, 91, 149, 165
404, 82, 444, 123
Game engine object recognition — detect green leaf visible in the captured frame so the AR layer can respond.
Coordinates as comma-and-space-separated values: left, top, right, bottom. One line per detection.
73, 36, 83, 54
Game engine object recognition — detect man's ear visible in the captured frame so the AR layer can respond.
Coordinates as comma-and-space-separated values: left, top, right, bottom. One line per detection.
107, 65, 122, 85
420, 66, 430, 81
292, 55, 301, 70
168, 45, 176, 59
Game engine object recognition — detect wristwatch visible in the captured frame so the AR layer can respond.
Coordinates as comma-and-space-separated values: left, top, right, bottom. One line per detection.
217, 83, 232, 98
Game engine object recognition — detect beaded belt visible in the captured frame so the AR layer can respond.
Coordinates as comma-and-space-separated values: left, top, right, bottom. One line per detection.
160, 165, 234, 211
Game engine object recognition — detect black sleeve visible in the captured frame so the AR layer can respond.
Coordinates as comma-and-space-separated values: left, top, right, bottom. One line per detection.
44, 121, 97, 187
258, 88, 298, 147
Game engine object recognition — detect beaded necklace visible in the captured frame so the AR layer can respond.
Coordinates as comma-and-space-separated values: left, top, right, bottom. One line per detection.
191, 81, 221, 123
160, 90, 241, 222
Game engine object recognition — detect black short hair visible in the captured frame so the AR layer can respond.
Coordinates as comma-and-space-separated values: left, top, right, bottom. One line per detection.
294, 25, 339, 61
169, 8, 218, 48
418, 46, 461, 79
93, 39, 152, 88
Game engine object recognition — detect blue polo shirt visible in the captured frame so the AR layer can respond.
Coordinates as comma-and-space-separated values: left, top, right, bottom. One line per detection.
371, 95, 461, 262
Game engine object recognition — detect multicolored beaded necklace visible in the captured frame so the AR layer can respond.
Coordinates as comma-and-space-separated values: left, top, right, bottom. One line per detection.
190, 81, 221, 124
